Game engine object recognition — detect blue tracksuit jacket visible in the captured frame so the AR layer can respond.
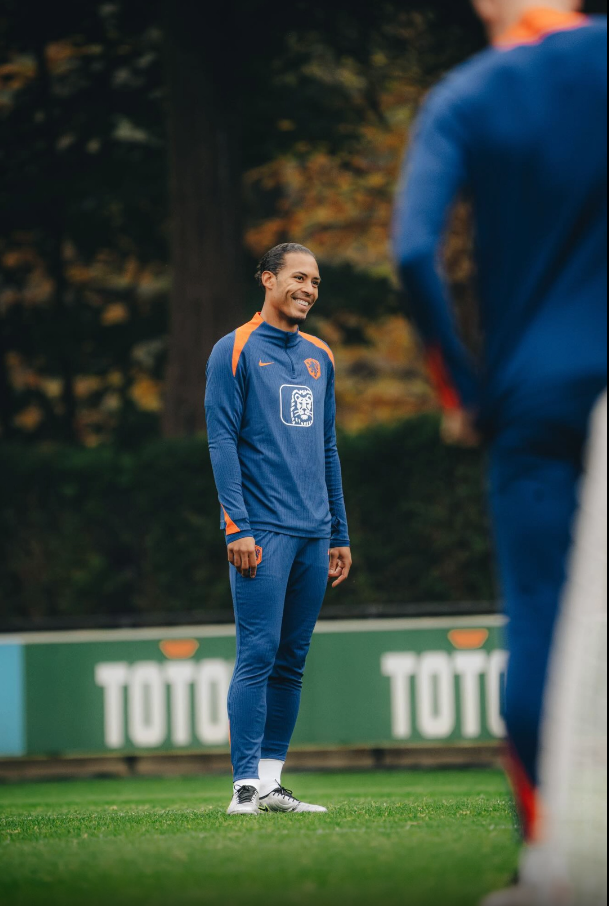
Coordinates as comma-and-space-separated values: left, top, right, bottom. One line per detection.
393, 10, 607, 432
205, 313, 350, 548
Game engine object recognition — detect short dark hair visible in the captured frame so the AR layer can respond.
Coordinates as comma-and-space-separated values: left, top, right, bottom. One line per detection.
254, 243, 316, 287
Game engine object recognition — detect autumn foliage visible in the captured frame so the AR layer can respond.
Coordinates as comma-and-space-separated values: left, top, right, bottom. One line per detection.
0, 6, 481, 445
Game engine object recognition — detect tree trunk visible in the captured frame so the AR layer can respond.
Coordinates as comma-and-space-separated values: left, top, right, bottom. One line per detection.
162, 1, 244, 437
0, 317, 15, 440
34, 41, 77, 444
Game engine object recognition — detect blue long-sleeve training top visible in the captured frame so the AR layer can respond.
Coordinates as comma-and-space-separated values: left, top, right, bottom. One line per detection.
393, 8, 607, 431
205, 312, 350, 547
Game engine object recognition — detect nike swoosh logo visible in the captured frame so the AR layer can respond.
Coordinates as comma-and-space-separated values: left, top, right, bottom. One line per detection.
259, 361, 274, 367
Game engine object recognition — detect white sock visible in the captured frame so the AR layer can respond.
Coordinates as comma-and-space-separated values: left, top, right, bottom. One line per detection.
258, 759, 285, 797
234, 779, 260, 793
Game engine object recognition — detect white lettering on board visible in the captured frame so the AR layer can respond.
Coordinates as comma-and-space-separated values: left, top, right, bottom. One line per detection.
382, 649, 508, 742
417, 652, 456, 740
381, 653, 418, 739
164, 661, 196, 747
95, 658, 233, 751
454, 651, 487, 739
95, 662, 129, 749
128, 662, 167, 748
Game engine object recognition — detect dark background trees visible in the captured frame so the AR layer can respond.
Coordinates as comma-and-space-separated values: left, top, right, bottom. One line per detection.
1, 0, 606, 443
159, 0, 485, 436
0, 416, 496, 628
0, 1, 167, 445
0, 0, 605, 626
0, 0, 486, 444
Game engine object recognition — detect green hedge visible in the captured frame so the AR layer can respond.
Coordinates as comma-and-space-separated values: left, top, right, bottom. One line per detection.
0, 416, 497, 627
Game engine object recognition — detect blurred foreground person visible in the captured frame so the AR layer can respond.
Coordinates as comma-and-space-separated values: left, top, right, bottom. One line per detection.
394, 1, 607, 902
205, 244, 351, 816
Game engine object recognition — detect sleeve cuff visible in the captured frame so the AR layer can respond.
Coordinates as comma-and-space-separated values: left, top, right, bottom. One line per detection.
331, 538, 351, 549
225, 529, 254, 545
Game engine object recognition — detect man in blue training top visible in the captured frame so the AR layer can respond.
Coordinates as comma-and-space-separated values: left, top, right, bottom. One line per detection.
206, 243, 352, 816
394, 0, 606, 901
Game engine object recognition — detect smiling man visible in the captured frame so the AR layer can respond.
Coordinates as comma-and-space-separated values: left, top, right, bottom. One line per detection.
205, 242, 351, 816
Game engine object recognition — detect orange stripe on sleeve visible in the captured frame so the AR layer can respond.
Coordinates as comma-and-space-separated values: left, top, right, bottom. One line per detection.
300, 332, 335, 368
426, 346, 462, 411
232, 313, 264, 376
222, 507, 242, 536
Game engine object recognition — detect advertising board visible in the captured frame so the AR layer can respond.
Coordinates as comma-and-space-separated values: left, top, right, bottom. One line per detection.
0, 617, 506, 758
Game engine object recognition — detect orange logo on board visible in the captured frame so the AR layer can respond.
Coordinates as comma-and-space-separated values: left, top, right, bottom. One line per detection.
305, 358, 322, 380
159, 639, 200, 660
448, 629, 490, 650
255, 546, 263, 566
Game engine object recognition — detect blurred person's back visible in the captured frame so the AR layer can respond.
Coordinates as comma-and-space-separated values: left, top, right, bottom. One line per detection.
395, 12, 608, 898
398, 10, 607, 430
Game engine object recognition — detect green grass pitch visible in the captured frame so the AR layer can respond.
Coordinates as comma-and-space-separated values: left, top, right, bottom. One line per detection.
0, 770, 519, 906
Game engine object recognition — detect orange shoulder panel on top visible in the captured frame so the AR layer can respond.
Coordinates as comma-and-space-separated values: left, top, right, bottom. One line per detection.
495, 8, 589, 48
232, 313, 264, 376
300, 332, 335, 368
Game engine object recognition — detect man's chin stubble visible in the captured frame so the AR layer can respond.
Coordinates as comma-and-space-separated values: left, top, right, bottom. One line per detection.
286, 311, 308, 326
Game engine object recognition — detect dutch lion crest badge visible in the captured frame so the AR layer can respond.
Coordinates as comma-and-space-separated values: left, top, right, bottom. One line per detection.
305, 358, 322, 380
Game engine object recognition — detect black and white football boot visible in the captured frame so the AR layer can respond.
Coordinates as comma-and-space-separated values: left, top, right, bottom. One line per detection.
259, 786, 327, 813
227, 784, 260, 816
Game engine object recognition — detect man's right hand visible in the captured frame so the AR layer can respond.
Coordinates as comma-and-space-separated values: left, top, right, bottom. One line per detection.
228, 537, 258, 579
441, 409, 481, 448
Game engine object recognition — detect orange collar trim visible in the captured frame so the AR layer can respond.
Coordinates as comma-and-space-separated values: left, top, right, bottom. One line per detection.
495, 7, 589, 49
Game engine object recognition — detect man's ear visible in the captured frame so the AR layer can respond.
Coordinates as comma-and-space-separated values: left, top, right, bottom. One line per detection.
261, 271, 276, 291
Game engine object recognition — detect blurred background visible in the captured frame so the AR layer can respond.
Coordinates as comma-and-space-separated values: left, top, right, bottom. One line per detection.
0, 0, 605, 634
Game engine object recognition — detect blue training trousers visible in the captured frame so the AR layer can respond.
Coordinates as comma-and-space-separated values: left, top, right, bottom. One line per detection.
228, 531, 329, 782
488, 386, 603, 790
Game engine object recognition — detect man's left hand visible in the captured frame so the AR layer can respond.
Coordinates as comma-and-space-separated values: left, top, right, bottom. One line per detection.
329, 547, 352, 588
